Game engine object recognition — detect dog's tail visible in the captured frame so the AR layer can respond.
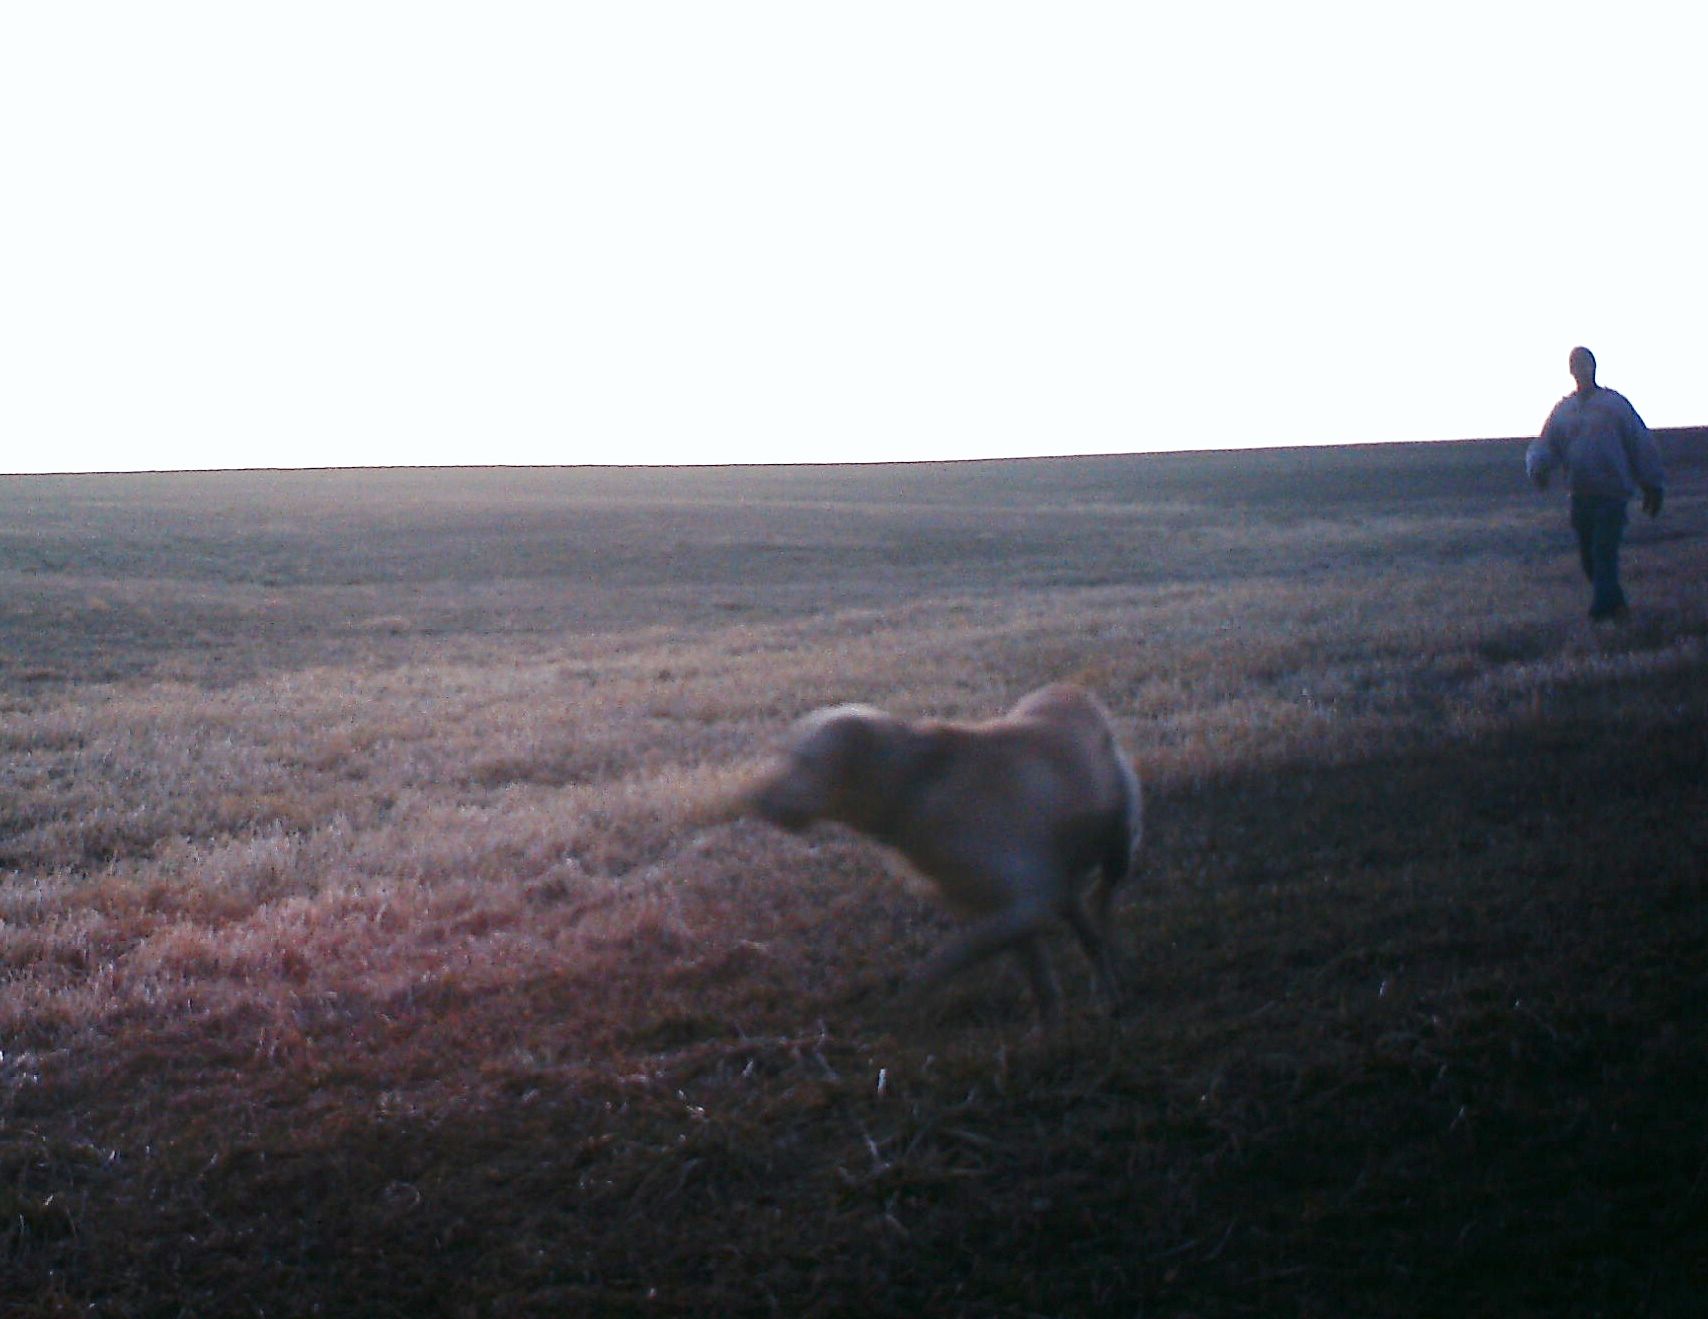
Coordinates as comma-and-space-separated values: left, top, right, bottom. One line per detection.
1091, 751, 1143, 928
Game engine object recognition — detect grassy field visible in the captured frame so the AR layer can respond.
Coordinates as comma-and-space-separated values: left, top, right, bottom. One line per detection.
2, 435, 1706, 1316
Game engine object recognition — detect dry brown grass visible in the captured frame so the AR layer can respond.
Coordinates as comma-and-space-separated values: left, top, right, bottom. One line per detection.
2, 436, 1706, 1315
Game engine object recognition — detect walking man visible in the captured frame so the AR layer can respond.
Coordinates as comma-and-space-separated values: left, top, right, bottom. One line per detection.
1526, 346, 1665, 622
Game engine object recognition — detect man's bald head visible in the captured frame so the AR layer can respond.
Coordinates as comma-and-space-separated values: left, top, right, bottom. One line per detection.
1569, 346, 1598, 392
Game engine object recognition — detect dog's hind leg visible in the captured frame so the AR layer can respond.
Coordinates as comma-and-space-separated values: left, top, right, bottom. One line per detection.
1011, 933, 1061, 1022
1060, 889, 1121, 1006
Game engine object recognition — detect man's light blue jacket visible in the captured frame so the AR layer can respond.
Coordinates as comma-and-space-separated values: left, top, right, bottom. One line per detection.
1527, 386, 1664, 499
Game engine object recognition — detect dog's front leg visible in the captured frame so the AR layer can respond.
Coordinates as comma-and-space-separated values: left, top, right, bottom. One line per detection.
914, 900, 1057, 1019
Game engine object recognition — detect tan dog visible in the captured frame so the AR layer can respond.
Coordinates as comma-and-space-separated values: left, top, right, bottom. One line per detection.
746, 683, 1142, 1020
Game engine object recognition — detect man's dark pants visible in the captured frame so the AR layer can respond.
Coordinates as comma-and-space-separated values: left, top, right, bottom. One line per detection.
1570, 493, 1629, 620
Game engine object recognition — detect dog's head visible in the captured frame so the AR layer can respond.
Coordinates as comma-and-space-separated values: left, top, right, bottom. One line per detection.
746, 704, 893, 833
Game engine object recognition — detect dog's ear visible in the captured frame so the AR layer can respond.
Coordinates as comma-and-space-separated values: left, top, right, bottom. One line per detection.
748, 707, 874, 831
824, 712, 878, 772
800, 708, 901, 824
792, 706, 880, 774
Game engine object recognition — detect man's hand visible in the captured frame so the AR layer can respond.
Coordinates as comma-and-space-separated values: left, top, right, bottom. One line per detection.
1642, 484, 1664, 518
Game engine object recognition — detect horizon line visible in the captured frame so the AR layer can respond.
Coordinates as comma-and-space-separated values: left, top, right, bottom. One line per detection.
5, 426, 1703, 481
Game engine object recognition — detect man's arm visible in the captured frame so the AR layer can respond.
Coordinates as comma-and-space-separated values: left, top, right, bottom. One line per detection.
1618, 395, 1665, 515
1526, 407, 1564, 489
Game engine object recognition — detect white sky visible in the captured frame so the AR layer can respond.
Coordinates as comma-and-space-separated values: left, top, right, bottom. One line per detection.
3, 2, 1703, 474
